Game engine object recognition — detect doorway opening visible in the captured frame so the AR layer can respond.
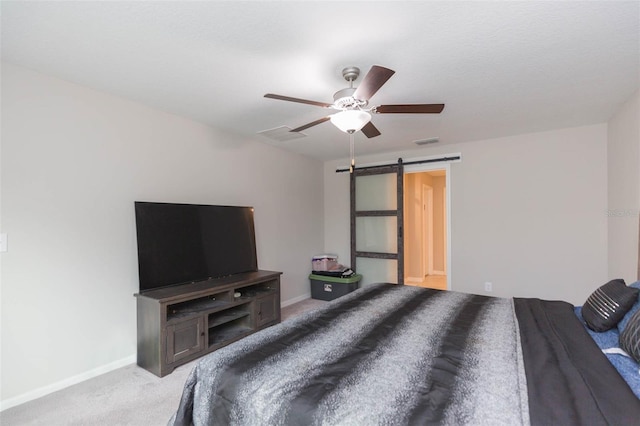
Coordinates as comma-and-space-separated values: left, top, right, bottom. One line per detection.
403, 168, 448, 290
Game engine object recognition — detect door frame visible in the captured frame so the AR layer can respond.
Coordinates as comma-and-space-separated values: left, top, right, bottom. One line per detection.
404, 162, 451, 290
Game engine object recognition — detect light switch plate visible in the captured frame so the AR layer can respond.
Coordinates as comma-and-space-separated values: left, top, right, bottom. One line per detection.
0, 233, 7, 252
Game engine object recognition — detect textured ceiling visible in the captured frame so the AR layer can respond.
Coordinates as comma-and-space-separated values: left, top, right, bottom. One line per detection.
2, 1, 638, 161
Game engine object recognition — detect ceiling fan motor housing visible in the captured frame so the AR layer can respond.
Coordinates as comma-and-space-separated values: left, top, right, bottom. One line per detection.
333, 87, 368, 110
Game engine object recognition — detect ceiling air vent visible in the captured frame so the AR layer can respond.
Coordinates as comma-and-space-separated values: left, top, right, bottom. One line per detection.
258, 126, 307, 142
414, 137, 439, 146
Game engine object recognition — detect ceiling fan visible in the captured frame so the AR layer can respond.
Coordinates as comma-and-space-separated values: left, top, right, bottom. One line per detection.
264, 65, 445, 138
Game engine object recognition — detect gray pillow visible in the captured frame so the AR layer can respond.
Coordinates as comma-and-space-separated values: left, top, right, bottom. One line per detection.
582, 279, 639, 332
617, 280, 640, 334
620, 308, 640, 363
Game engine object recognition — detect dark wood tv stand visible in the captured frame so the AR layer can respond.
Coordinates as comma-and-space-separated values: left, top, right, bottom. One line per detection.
134, 270, 282, 377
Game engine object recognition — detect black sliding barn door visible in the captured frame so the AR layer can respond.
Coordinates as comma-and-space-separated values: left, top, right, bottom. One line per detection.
351, 159, 404, 285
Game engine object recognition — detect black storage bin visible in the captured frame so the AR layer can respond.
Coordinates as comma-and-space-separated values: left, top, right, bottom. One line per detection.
309, 273, 362, 301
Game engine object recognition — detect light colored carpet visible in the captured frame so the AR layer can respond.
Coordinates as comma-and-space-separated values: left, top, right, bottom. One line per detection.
281, 297, 327, 321
0, 298, 327, 425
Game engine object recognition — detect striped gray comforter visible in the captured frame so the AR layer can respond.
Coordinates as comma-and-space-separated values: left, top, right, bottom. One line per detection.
171, 283, 640, 425
171, 284, 530, 425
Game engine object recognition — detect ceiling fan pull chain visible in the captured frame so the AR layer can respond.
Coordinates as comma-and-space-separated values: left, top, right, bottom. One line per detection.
349, 132, 355, 174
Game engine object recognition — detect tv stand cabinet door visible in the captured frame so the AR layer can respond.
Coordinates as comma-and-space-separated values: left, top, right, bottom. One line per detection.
166, 317, 205, 364
255, 293, 279, 328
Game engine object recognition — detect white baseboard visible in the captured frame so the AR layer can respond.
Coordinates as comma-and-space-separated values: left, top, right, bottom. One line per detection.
281, 292, 311, 308
0, 354, 136, 412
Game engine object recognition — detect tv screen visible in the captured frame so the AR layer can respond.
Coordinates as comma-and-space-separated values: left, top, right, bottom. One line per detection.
134, 202, 258, 292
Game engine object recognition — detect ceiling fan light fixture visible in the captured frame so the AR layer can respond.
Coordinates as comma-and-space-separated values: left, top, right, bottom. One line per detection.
330, 110, 371, 134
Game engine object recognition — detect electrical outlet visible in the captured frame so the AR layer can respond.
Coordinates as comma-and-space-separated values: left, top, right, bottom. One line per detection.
484, 282, 492, 292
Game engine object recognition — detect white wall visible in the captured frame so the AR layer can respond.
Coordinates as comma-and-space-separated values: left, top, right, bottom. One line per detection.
607, 90, 640, 283
325, 124, 608, 305
0, 63, 324, 406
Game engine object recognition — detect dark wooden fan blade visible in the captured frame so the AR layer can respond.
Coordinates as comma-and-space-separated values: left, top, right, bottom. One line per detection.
375, 104, 445, 114
290, 116, 331, 132
264, 93, 332, 108
353, 66, 395, 101
361, 121, 381, 138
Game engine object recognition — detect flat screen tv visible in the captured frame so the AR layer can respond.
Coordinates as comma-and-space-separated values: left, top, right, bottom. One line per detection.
134, 201, 258, 292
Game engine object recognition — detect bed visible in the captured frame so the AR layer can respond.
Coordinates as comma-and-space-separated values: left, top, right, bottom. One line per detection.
170, 280, 640, 425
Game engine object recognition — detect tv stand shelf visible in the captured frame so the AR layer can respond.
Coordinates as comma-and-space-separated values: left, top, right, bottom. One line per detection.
135, 270, 281, 377
167, 299, 231, 321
